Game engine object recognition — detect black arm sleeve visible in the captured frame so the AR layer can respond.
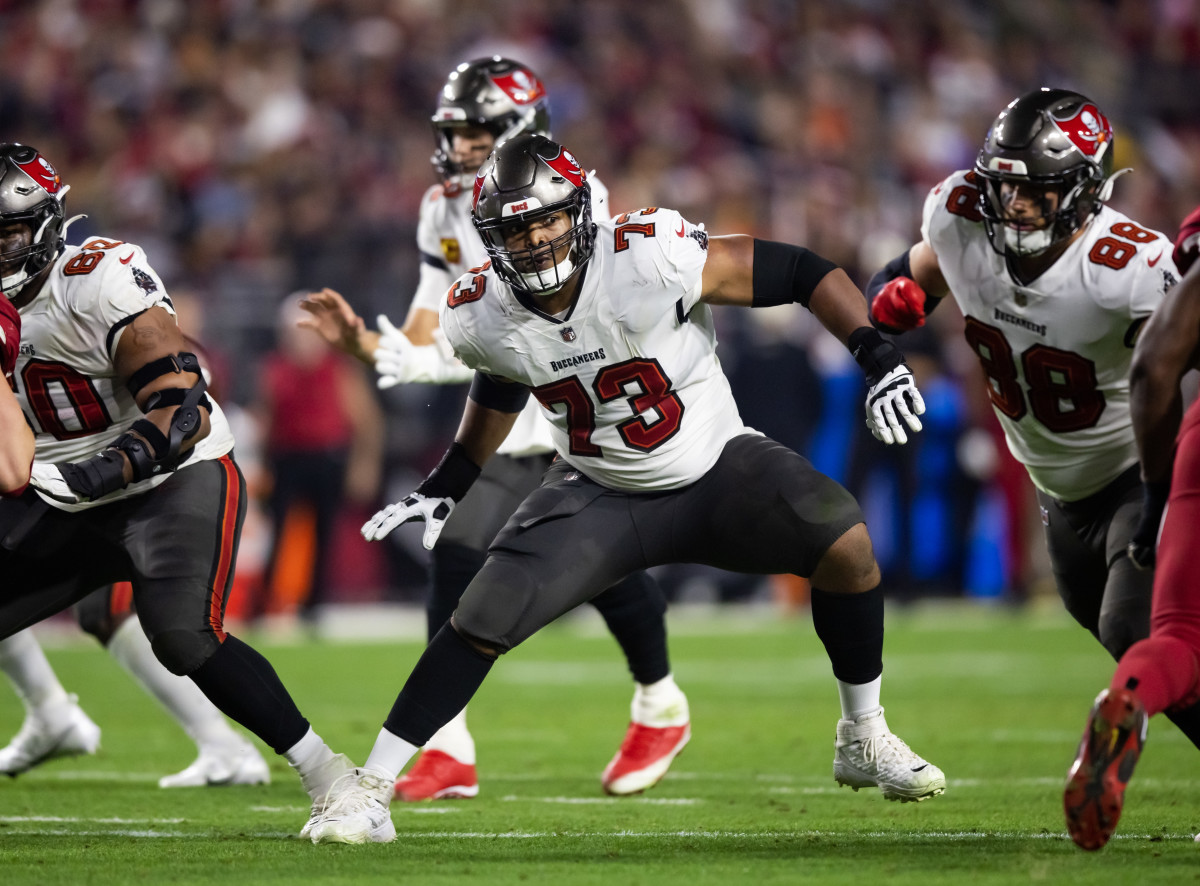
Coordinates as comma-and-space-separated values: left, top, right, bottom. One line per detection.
751, 239, 839, 309
468, 372, 532, 413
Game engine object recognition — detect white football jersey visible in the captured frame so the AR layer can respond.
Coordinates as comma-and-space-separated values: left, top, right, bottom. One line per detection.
440, 207, 748, 491
413, 174, 610, 458
922, 169, 1178, 501
16, 236, 235, 512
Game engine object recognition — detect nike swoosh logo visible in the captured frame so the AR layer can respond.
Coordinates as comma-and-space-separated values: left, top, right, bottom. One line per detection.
676, 220, 686, 237
1148, 251, 1162, 267
911, 764, 928, 772
119, 252, 135, 264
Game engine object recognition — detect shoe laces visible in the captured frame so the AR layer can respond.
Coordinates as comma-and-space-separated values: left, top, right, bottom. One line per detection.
853, 731, 920, 768
326, 771, 391, 816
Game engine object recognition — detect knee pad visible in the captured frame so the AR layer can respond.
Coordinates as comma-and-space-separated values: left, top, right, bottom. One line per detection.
150, 628, 221, 676
452, 558, 542, 653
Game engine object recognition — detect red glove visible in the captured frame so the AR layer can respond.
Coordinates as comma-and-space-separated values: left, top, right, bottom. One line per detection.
870, 277, 927, 332
0, 297, 20, 383
1175, 206, 1200, 276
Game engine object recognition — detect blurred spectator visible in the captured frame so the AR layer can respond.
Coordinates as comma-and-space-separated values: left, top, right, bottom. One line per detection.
4, 0, 1199, 601
252, 294, 384, 623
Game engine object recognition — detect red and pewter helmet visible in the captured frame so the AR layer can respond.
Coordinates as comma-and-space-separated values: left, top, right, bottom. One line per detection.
431, 56, 551, 188
471, 134, 594, 296
974, 88, 1124, 257
0, 143, 74, 299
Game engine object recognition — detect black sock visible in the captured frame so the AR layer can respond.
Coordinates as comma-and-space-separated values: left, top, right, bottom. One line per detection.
188, 634, 309, 754
590, 572, 670, 685
810, 585, 884, 685
384, 623, 496, 746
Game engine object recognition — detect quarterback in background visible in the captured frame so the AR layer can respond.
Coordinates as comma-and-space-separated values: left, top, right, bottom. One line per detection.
300, 56, 690, 803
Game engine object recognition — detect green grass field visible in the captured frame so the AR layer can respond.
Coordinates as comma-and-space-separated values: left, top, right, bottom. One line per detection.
1, 601, 1196, 885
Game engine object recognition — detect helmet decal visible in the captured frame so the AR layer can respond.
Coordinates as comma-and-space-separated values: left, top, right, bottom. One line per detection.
13, 152, 62, 196
1051, 103, 1112, 162
489, 69, 547, 106
542, 148, 586, 190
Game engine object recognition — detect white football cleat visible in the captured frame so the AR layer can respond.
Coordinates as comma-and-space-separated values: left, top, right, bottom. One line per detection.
310, 768, 396, 844
299, 752, 356, 839
158, 740, 271, 788
0, 695, 101, 776
833, 707, 945, 802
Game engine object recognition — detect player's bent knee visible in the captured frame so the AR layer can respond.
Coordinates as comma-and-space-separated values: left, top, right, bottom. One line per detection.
150, 629, 222, 676
1097, 612, 1143, 662
449, 618, 504, 659
810, 523, 880, 592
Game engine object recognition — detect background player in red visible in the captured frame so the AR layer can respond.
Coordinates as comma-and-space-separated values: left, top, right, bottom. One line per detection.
1063, 215, 1200, 850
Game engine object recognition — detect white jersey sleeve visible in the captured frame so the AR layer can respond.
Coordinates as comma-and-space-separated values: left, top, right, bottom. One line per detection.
16, 236, 234, 511
922, 170, 1178, 500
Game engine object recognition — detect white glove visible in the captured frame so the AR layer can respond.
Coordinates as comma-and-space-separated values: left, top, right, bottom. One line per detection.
361, 491, 455, 548
29, 462, 85, 504
373, 314, 473, 387
865, 364, 925, 445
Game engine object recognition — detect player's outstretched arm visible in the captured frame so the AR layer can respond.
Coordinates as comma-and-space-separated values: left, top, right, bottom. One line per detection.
700, 234, 925, 445
0, 383, 33, 494
297, 287, 381, 365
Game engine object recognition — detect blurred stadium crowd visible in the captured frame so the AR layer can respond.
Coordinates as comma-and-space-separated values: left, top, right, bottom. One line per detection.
3, 0, 1200, 614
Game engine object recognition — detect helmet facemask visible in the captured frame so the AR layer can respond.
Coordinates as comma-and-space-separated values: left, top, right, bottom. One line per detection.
976, 163, 1103, 256
475, 186, 593, 296
472, 134, 595, 298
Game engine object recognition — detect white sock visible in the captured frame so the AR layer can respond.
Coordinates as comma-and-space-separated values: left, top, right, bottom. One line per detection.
837, 675, 883, 721
424, 708, 475, 764
0, 629, 73, 728
632, 674, 689, 727
365, 728, 419, 783
108, 616, 241, 750
284, 726, 342, 799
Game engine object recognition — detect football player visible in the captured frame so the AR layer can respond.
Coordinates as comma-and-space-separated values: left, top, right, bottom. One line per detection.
1063, 215, 1200, 850
0, 142, 352, 832
305, 133, 943, 844
863, 87, 1200, 839
300, 56, 690, 803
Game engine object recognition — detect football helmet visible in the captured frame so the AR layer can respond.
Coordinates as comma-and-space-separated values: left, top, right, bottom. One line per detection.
471, 134, 594, 296
975, 88, 1123, 257
431, 56, 551, 189
0, 143, 75, 299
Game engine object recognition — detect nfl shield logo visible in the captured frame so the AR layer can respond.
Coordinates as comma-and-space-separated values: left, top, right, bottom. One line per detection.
560, 327, 576, 343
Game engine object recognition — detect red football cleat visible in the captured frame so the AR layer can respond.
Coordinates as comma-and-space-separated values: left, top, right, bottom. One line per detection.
1064, 687, 1148, 851
601, 722, 690, 796
394, 749, 479, 802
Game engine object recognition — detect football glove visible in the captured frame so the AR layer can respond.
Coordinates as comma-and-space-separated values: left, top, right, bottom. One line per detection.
1127, 480, 1170, 571
373, 314, 473, 387
850, 328, 925, 445
361, 491, 454, 548
870, 277, 927, 332
29, 462, 86, 504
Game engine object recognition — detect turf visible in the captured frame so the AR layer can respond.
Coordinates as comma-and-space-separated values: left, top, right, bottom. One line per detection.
1, 601, 1196, 885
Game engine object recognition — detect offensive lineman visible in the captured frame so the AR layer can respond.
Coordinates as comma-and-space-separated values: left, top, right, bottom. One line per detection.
305, 133, 945, 844
300, 56, 690, 802
0, 142, 351, 833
